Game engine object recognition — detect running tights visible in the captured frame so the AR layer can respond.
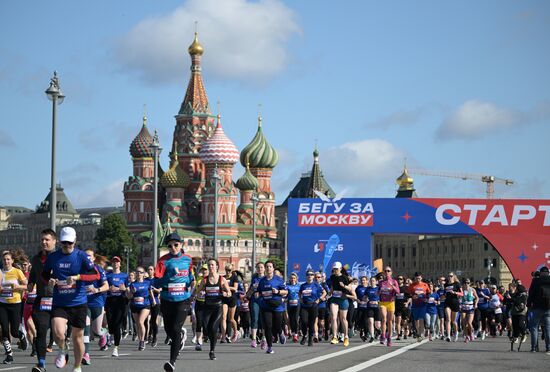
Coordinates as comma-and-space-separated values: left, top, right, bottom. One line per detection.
202, 304, 222, 352
106, 297, 126, 346
511, 314, 526, 338
0, 303, 22, 342
300, 306, 318, 338
261, 309, 283, 348
31, 307, 51, 365
288, 306, 299, 335
161, 300, 190, 364
148, 304, 160, 341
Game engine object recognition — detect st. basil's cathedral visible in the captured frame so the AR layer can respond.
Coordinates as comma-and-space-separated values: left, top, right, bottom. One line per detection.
123, 33, 279, 270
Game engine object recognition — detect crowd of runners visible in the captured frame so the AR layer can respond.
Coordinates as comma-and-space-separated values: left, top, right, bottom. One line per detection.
0, 227, 548, 372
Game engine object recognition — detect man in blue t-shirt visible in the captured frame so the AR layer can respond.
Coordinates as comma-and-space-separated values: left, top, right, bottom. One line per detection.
41, 227, 99, 372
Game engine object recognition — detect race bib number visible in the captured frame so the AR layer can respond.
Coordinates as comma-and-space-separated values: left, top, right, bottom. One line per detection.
289, 299, 298, 306
368, 300, 379, 307
1, 286, 13, 298
396, 293, 405, 300
57, 280, 76, 294
168, 283, 186, 296
332, 290, 343, 298
262, 290, 273, 299
461, 303, 473, 311
133, 297, 145, 306
40, 297, 53, 311
428, 297, 435, 304
494, 308, 502, 314
27, 293, 37, 301
302, 289, 313, 297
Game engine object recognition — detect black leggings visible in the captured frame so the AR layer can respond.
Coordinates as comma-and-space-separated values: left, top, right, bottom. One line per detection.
261, 309, 283, 348
202, 304, 222, 352
288, 306, 299, 335
106, 297, 126, 346
511, 314, 526, 338
357, 308, 369, 335
300, 305, 318, 338
32, 305, 52, 361
148, 304, 160, 340
240, 311, 250, 334
0, 302, 22, 342
161, 300, 190, 364
195, 301, 205, 333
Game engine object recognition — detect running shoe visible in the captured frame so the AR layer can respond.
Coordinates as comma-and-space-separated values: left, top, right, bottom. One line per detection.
195, 343, 202, 351
165, 336, 172, 345
308, 338, 313, 347
98, 334, 107, 349
152, 338, 158, 348
266, 347, 274, 354
521, 334, 527, 344
293, 334, 299, 343
209, 351, 216, 360
331, 337, 339, 345
231, 333, 238, 343
82, 352, 91, 365
192, 335, 197, 344
300, 336, 306, 345
313, 336, 319, 343
417, 336, 423, 342
2, 354, 13, 365
250, 340, 257, 348
396, 336, 401, 341
369, 337, 374, 343
387, 338, 392, 347
73, 367, 82, 372
260, 339, 267, 350
279, 333, 286, 345
454, 333, 459, 342
481, 331, 486, 340
343, 338, 349, 347
32, 366, 47, 372
111, 346, 119, 357
46, 344, 53, 353
107, 335, 114, 347
139, 340, 145, 351
132, 333, 137, 342
100, 344, 109, 351
429, 335, 433, 341
163, 361, 175, 372
122, 330, 128, 339
19, 334, 28, 351
379, 335, 386, 345
55, 351, 68, 368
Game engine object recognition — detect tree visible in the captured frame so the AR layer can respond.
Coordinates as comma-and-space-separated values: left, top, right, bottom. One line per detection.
94, 214, 137, 271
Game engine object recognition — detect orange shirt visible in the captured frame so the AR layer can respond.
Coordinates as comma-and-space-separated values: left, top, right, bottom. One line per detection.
407, 282, 431, 307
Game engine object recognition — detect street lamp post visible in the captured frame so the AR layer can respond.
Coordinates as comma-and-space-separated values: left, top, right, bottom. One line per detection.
45, 71, 65, 232
124, 245, 130, 274
251, 192, 259, 269
284, 213, 288, 281
149, 131, 162, 267
212, 165, 221, 260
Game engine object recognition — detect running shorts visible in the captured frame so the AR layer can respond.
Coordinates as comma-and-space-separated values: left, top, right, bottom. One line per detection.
318, 307, 327, 319
222, 296, 237, 308
444, 299, 460, 312
330, 297, 349, 310
366, 307, 380, 321
380, 301, 395, 313
52, 304, 88, 329
411, 306, 427, 321
131, 305, 151, 313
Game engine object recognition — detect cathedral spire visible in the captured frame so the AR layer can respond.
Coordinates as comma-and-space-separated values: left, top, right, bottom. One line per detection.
179, 31, 209, 116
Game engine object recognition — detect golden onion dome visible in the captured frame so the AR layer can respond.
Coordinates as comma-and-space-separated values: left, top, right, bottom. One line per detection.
160, 142, 190, 189
396, 167, 414, 190
188, 32, 204, 56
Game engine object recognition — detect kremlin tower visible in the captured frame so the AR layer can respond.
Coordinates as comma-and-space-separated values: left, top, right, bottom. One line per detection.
123, 32, 279, 269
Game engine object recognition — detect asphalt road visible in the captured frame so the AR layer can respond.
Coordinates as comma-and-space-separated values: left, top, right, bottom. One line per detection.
2, 328, 548, 372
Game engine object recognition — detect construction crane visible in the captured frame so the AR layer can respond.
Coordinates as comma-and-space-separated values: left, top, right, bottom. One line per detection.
408, 168, 514, 199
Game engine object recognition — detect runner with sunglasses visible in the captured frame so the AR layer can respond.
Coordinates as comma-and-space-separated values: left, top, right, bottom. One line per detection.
328, 262, 354, 347
154, 233, 194, 372
379, 266, 400, 347
460, 278, 478, 342
127, 267, 154, 351
444, 272, 463, 342
299, 270, 326, 346
105, 256, 128, 357
394, 275, 410, 341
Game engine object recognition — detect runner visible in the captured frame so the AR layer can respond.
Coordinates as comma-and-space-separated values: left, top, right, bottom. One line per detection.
488, 284, 503, 337
82, 250, 109, 365
356, 276, 380, 343
425, 281, 439, 341
154, 233, 194, 372
527, 266, 550, 353
444, 272, 463, 342
221, 263, 240, 343
41, 227, 100, 372
379, 266, 400, 347
394, 275, 410, 341
146, 265, 161, 347
28, 228, 57, 372
128, 266, 153, 351
19, 257, 35, 355
192, 264, 207, 351
247, 262, 265, 348
239, 282, 251, 339
286, 273, 300, 343
475, 280, 491, 340
0, 251, 28, 364
328, 262, 354, 347
508, 281, 528, 349
460, 278, 478, 342
195, 258, 231, 360
105, 256, 128, 357
299, 270, 326, 346
407, 272, 431, 342
435, 276, 447, 339
315, 272, 330, 342
257, 260, 288, 354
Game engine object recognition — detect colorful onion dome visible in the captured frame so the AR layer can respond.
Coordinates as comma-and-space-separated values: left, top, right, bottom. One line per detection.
236, 162, 259, 191
239, 115, 279, 169
161, 141, 190, 188
188, 32, 204, 56
199, 115, 240, 164
129, 115, 154, 158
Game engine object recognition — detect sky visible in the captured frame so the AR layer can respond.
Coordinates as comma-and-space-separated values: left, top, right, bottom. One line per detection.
1, 0, 549, 209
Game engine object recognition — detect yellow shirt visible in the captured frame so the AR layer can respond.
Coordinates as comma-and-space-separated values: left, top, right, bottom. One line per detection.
0, 267, 26, 304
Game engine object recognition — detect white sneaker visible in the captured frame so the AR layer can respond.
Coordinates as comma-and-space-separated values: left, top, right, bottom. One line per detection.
111, 346, 119, 357
191, 335, 197, 344
180, 328, 187, 351
454, 333, 459, 342
481, 331, 486, 340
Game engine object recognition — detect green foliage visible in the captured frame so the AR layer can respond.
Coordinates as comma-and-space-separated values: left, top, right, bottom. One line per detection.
94, 214, 137, 271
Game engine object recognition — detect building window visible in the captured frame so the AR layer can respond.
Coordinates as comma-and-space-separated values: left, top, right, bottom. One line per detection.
195, 240, 200, 246
244, 241, 248, 247
401, 247, 405, 257
394, 247, 398, 258
484, 242, 489, 251
387, 248, 391, 258
412, 246, 416, 257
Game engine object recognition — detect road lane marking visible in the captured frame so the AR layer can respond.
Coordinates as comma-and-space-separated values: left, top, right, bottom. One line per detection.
339, 339, 429, 371
96, 353, 131, 358
0, 367, 26, 371
266, 343, 377, 372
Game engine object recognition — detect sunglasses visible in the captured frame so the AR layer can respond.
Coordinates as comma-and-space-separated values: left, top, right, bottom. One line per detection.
385, 270, 392, 273
167, 243, 180, 248
315, 276, 322, 279
307, 274, 314, 276
137, 271, 145, 274
60, 241, 74, 245
397, 278, 404, 280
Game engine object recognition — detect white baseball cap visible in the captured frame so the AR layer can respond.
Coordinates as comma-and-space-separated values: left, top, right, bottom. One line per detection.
59, 227, 77, 243
332, 261, 342, 269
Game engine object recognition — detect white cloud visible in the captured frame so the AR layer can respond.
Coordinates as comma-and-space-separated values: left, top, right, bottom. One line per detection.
437, 100, 524, 139
72, 179, 125, 208
112, 0, 300, 85
320, 139, 406, 196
